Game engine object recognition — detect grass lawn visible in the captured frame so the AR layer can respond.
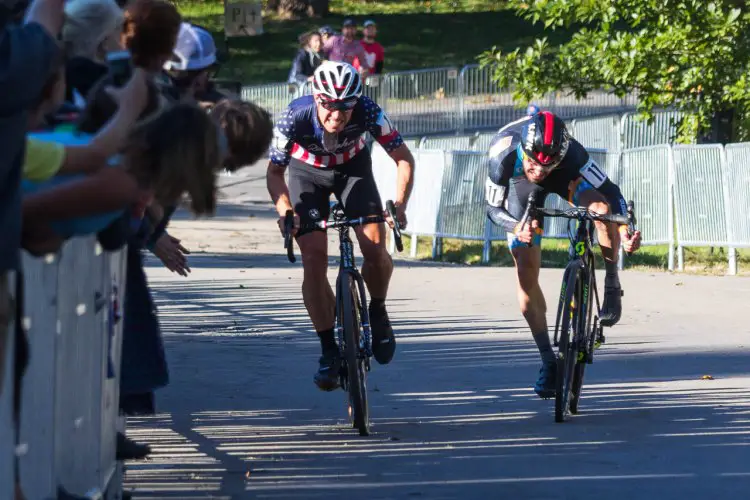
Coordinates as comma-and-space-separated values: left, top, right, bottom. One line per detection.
396, 235, 750, 276
174, 0, 575, 84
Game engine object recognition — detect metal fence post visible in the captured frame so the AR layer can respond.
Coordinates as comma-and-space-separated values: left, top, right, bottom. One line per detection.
458, 65, 467, 135
667, 144, 676, 271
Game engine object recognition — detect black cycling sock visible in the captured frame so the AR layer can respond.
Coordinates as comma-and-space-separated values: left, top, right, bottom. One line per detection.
317, 328, 336, 352
369, 298, 385, 310
604, 260, 620, 288
532, 329, 556, 365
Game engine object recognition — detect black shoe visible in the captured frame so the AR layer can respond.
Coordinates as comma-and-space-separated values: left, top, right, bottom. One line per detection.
369, 303, 396, 365
314, 350, 341, 391
534, 360, 557, 399
116, 432, 151, 461
599, 285, 623, 327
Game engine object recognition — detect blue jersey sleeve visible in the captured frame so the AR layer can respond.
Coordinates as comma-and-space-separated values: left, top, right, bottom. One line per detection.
269, 107, 296, 167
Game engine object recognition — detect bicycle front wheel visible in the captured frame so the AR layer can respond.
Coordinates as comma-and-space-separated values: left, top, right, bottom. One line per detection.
570, 264, 595, 415
341, 273, 369, 436
554, 262, 583, 423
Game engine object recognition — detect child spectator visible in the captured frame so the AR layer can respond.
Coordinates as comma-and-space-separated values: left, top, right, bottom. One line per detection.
288, 30, 323, 86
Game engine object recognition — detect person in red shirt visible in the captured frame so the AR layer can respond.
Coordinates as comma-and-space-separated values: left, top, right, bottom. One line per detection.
357, 19, 384, 74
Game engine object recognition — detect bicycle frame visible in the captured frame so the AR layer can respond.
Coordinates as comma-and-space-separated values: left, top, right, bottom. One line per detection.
333, 210, 374, 361
554, 217, 601, 348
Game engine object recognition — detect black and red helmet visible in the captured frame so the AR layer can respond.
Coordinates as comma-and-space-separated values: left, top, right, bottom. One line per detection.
521, 111, 570, 168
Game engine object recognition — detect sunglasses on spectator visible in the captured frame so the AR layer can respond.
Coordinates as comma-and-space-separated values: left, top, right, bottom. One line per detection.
317, 97, 358, 111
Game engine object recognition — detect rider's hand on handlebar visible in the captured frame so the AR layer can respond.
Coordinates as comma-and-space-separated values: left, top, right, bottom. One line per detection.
621, 227, 642, 253
278, 213, 300, 237
385, 202, 408, 230
514, 218, 541, 244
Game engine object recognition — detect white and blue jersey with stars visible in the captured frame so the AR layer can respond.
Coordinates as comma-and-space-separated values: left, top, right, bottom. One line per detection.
269, 94, 404, 169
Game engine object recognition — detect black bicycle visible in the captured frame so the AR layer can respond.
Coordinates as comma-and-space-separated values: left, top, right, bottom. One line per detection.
283, 200, 403, 436
519, 192, 636, 422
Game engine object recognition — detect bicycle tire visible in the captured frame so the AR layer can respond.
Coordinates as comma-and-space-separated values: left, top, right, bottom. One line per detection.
555, 261, 583, 423
341, 273, 369, 436
570, 262, 595, 414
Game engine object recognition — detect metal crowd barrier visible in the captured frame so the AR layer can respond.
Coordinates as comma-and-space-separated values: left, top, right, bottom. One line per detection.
0, 238, 127, 499
245, 64, 641, 137
372, 141, 749, 274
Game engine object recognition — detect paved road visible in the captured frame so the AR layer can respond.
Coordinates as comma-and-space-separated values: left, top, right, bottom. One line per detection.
123, 166, 750, 499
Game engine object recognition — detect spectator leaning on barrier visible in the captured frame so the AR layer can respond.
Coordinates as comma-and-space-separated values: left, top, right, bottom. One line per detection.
357, 19, 384, 75
323, 18, 371, 77
0, 0, 64, 396
288, 30, 323, 86
61, 0, 124, 107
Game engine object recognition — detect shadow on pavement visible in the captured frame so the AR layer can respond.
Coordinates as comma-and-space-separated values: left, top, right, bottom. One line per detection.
124, 275, 750, 500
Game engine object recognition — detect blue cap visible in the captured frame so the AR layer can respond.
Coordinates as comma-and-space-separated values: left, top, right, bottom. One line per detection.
164, 22, 217, 71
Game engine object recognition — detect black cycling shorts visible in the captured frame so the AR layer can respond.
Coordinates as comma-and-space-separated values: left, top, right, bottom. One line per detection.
288, 149, 383, 236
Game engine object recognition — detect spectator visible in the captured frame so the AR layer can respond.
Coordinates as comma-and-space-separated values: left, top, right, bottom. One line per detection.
527, 103, 540, 115
163, 22, 226, 106
356, 19, 384, 75
208, 98, 273, 172
323, 18, 371, 77
318, 25, 336, 58
288, 30, 323, 86
0, 0, 64, 398
62, 0, 124, 106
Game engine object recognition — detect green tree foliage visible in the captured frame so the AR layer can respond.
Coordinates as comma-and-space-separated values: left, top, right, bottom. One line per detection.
478, 0, 750, 142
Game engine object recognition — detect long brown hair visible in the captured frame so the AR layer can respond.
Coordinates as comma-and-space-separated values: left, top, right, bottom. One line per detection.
123, 103, 222, 215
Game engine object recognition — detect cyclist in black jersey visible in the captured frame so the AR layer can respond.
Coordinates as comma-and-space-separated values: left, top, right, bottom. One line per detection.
485, 111, 642, 398
266, 61, 415, 391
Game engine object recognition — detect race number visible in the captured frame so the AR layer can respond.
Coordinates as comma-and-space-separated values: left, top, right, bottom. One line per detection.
485, 178, 506, 207
580, 159, 608, 188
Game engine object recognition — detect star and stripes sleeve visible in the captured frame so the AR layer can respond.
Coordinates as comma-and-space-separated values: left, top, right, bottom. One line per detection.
363, 97, 403, 152
269, 107, 296, 168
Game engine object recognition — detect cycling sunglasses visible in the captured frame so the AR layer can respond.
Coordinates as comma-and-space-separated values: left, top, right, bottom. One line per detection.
317, 96, 358, 111
521, 149, 561, 171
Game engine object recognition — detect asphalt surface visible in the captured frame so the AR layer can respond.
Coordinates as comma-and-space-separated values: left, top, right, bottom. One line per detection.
123, 165, 750, 499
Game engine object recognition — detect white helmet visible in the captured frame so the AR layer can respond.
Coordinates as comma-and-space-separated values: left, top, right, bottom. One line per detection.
312, 61, 362, 101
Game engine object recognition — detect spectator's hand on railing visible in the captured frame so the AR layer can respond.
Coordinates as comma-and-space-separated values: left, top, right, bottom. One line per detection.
152, 233, 191, 277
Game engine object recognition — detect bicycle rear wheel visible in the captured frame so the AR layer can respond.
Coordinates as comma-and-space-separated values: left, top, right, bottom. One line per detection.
341, 273, 369, 436
555, 263, 582, 423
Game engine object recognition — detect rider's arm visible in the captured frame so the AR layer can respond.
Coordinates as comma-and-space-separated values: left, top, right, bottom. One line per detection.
365, 100, 413, 206
485, 179, 518, 233
266, 109, 295, 216
579, 157, 629, 233
485, 135, 520, 233
387, 143, 414, 208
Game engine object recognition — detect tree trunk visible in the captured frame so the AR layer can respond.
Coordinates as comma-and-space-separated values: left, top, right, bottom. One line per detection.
307, 0, 329, 17
698, 108, 735, 144
277, 0, 308, 18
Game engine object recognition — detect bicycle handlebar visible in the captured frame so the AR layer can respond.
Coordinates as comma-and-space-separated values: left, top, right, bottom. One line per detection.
520, 192, 637, 252
282, 199, 404, 263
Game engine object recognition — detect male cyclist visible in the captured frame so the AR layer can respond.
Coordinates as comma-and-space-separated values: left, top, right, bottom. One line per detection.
484, 111, 642, 398
267, 61, 415, 391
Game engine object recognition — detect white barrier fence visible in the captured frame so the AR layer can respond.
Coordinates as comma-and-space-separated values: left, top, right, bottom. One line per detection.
373, 142, 750, 274
0, 238, 127, 499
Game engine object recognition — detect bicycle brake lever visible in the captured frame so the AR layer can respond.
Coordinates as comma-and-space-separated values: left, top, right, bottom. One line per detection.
385, 200, 404, 252
519, 191, 537, 248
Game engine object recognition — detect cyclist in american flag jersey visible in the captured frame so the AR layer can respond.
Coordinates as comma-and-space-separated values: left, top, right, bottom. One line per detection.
267, 61, 414, 392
